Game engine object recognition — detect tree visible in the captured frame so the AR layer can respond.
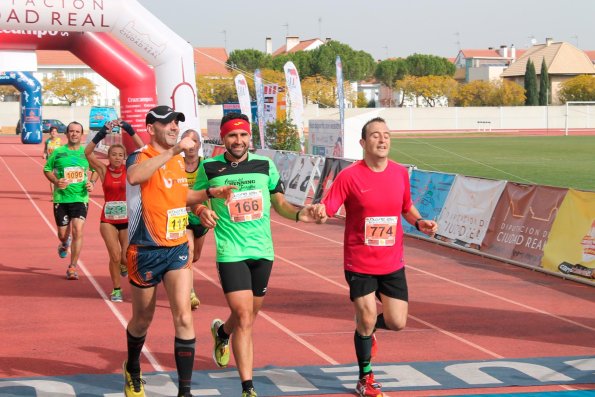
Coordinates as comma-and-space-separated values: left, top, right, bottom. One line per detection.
299, 41, 375, 81
396, 75, 458, 107
455, 80, 525, 106
42, 71, 97, 105
404, 54, 455, 77
558, 75, 595, 103
524, 59, 538, 106
0, 86, 19, 101
356, 91, 368, 108
374, 58, 408, 88
227, 49, 271, 73
539, 58, 550, 105
196, 76, 236, 105
265, 117, 300, 151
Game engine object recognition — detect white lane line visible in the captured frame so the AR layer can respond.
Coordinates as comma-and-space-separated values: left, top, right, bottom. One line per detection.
6, 148, 163, 372
193, 267, 340, 365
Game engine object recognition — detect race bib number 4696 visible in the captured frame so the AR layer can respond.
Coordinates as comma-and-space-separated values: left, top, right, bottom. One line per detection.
228, 189, 263, 223
364, 216, 398, 246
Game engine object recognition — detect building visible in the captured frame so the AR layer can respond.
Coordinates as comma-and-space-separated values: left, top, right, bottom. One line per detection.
267, 36, 328, 56
500, 39, 595, 104
454, 45, 525, 83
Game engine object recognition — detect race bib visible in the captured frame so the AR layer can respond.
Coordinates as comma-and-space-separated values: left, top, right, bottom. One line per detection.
166, 207, 188, 240
104, 201, 127, 220
364, 216, 398, 246
64, 166, 85, 184
228, 189, 263, 223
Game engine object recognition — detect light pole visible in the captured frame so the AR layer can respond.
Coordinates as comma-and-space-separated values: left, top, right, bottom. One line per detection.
221, 30, 227, 52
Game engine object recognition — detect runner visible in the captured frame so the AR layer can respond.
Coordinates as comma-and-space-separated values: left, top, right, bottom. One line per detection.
319, 117, 437, 397
43, 121, 97, 280
42, 126, 63, 195
122, 106, 235, 397
84, 119, 144, 302
194, 112, 325, 397
181, 128, 207, 310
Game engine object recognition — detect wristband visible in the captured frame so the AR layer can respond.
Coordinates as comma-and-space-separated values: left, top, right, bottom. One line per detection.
194, 205, 207, 217
415, 218, 424, 231
91, 125, 108, 144
120, 121, 136, 136
206, 187, 215, 199
295, 209, 301, 223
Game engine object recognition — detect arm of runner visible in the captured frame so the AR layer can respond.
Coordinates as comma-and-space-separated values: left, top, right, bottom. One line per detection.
270, 193, 327, 223
403, 205, 438, 237
187, 185, 237, 206
84, 137, 107, 182
198, 208, 219, 229
127, 137, 192, 185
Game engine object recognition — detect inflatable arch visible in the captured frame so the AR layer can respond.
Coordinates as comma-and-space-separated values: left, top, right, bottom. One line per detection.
0, 71, 42, 143
0, 0, 199, 147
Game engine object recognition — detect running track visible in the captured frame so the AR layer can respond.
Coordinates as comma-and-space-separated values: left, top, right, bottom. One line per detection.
0, 135, 594, 397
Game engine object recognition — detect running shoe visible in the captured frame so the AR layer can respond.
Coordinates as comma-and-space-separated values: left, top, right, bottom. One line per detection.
210, 318, 230, 368
241, 387, 258, 397
190, 290, 200, 310
177, 393, 193, 397
66, 264, 79, 280
58, 236, 72, 258
120, 263, 128, 277
356, 372, 384, 397
111, 289, 123, 302
123, 360, 145, 397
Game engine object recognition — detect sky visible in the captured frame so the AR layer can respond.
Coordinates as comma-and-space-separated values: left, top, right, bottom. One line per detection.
137, 0, 594, 61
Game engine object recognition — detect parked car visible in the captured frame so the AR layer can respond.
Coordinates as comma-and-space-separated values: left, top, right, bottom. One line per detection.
41, 119, 67, 134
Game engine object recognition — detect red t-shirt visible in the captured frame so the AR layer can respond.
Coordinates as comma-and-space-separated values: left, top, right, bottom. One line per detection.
322, 160, 412, 275
101, 167, 128, 224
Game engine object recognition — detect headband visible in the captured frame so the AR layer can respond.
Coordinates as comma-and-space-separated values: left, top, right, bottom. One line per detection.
220, 119, 251, 138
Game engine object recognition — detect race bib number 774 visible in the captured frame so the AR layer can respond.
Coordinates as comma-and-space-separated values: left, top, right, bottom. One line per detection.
364, 216, 398, 246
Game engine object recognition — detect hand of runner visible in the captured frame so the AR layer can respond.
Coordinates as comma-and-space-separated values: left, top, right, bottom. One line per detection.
56, 178, 68, 190
418, 219, 438, 237
85, 180, 95, 192
209, 185, 237, 205
199, 208, 219, 228
299, 204, 328, 224
176, 136, 195, 153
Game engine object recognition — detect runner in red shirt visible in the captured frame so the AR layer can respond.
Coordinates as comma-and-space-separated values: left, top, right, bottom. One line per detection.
85, 119, 144, 302
320, 117, 437, 397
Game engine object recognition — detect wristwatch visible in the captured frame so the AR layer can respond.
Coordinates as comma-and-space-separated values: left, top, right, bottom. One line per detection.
206, 187, 215, 199
415, 218, 424, 231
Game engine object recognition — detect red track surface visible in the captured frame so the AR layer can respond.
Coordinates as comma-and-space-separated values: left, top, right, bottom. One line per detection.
1, 135, 594, 396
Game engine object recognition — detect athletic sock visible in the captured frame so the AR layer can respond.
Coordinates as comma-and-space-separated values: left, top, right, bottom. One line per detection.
375, 313, 387, 330
126, 329, 146, 375
174, 337, 195, 395
241, 380, 254, 392
217, 324, 230, 341
354, 331, 373, 379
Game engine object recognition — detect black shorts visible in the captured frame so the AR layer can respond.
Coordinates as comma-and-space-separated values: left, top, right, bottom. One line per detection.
101, 221, 128, 231
186, 222, 209, 238
217, 259, 273, 297
344, 268, 408, 302
53, 202, 89, 227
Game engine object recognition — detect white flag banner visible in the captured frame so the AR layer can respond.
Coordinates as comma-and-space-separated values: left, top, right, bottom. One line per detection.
336, 55, 345, 138
234, 74, 252, 118
285, 154, 322, 206
254, 69, 266, 149
283, 61, 305, 153
437, 175, 507, 246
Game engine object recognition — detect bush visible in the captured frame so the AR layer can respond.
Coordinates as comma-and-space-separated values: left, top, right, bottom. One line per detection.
265, 118, 300, 151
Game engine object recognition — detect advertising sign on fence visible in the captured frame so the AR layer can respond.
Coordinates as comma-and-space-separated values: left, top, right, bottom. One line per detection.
481, 183, 568, 267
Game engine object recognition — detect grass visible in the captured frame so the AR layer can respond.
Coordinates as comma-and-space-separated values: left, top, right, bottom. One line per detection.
389, 136, 595, 191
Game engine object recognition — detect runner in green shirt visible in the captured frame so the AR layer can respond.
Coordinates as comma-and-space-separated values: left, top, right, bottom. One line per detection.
43, 121, 98, 280
194, 113, 326, 397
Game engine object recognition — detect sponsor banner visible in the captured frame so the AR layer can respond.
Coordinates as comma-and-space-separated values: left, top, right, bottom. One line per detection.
336, 55, 345, 138
436, 176, 506, 247
313, 157, 355, 217
403, 170, 456, 237
254, 149, 277, 161
273, 151, 299, 187
285, 155, 323, 206
263, 83, 278, 125
203, 143, 225, 158
254, 69, 266, 149
284, 61, 305, 152
481, 183, 568, 267
541, 189, 595, 282
308, 119, 342, 157
234, 74, 252, 118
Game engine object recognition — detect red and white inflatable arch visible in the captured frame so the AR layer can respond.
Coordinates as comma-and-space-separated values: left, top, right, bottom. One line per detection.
0, 0, 199, 149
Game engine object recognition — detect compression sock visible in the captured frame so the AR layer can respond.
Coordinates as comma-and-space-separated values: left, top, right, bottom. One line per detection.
354, 331, 373, 378
242, 380, 254, 393
126, 329, 146, 375
174, 337, 196, 395
375, 313, 388, 330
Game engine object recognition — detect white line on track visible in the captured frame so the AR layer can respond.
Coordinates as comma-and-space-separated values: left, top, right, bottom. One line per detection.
8, 146, 164, 372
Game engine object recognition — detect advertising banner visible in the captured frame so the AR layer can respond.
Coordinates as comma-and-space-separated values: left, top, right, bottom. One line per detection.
234, 74, 252, 119
285, 155, 323, 206
284, 61, 305, 152
481, 183, 568, 267
313, 157, 355, 217
273, 151, 299, 187
336, 56, 345, 138
436, 176, 506, 247
403, 170, 456, 237
308, 120, 342, 157
541, 189, 595, 281
254, 69, 266, 149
